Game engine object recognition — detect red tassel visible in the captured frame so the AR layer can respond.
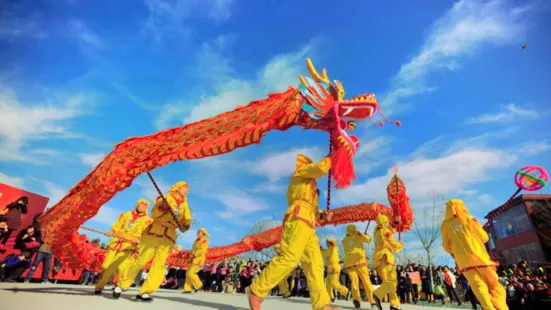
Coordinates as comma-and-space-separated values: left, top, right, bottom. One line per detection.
330, 146, 356, 188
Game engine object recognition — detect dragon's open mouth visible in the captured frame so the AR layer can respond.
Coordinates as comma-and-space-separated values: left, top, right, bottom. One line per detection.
337, 93, 379, 120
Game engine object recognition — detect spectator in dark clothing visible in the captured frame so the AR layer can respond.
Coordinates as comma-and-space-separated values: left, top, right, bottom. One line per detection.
370, 269, 382, 285
14, 226, 41, 253
404, 273, 417, 304
24, 242, 53, 283
459, 273, 478, 309
420, 266, 434, 302
0, 252, 31, 282
0, 217, 8, 253
443, 266, 462, 306
0, 196, 29, 245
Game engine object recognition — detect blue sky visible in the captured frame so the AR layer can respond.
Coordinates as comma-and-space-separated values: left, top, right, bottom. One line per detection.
1, 0, 550, 264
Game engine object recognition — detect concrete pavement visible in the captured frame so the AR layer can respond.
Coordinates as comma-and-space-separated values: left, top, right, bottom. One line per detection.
1, 283, 458, 310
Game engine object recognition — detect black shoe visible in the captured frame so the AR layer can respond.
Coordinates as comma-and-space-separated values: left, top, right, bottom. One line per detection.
282, 294, 291, 299
331, 298, 335, 303
390, 307, 401, 310
192, 285, 202, 293
182, 291, 192, 294
94, 289, 102, 295
373, 295, 383, 310
353, 300, 361, 309
136, 294, 153, 302
112, 286, 122, 299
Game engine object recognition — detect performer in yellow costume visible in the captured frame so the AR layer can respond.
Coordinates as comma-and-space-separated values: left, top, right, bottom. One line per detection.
372, 214, 403, 310
342, 225, 375, 308
247, 154, 340, 310
273, 243, 292, 298
114, 181, 192, 302
183, 227, 210, 293
322, 238, 349, 302
94, 199, 151, 295
441, 199, 507, 310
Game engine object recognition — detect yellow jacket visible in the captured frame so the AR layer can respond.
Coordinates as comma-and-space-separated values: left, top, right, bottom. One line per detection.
189, 236, 209, 267
441, 199, 493, 271
107, 210, 152, 252
322, 240, 342, 273
285, 154, 331, 226
145, 194, 191, 243
342, 225, 372, 268
373, 214, 402, 268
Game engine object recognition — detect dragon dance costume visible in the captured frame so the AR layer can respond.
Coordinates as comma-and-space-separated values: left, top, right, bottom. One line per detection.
322, 238, 349, 302
372, 214, 403, 310
115, 181, 192, 302
342, 225, 375, 308
273, 243, 292, 298
441, 199, 507, 310
183, 228, 210, 293
94, 199, 151, 294
247, 154, 339, 310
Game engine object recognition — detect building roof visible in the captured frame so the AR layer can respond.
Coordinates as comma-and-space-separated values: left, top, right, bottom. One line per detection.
485, 194, 551, 219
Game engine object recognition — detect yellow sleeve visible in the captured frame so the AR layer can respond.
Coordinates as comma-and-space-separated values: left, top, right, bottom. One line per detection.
322, 248, 330, 260
294, 157, 332, 179
151, 195, 174, 219
384, 228, 403, 252
441, 225, 453, 255
178, 199, 192, 227
109, 213, 127, 234
193, 239, 209, 257
470, 218, 489, 243
359, 233, 372, 244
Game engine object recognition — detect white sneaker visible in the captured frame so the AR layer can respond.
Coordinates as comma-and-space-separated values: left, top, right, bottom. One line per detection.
114, 287, 122, 294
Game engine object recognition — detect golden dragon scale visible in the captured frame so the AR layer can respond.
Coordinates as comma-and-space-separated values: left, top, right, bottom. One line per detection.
38, 59, 409, 269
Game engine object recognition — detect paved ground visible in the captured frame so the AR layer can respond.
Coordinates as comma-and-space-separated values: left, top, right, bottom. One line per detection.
1, 283, 456, 310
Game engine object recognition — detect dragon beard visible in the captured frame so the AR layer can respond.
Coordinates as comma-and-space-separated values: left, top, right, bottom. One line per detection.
330, 145, 356, 188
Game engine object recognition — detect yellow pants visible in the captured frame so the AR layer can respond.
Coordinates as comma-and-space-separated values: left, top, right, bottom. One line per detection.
117, 235, 173, 295
347, 265, 375, 304
278, 275, 291, 297
374, 263, 399, 307
464, 268, 508, 310
250, 216, 330, 310
95, 249, 136, 290
183, 264, 203, 292
325, 271, 348, 300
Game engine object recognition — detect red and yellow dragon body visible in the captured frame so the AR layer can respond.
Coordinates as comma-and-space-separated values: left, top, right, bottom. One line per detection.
39, 59, 411, 269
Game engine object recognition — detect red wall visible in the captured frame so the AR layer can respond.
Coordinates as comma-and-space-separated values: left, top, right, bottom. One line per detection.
0, 183, 50, 248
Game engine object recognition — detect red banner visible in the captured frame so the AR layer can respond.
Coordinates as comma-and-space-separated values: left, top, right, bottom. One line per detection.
0, 183, 49, 248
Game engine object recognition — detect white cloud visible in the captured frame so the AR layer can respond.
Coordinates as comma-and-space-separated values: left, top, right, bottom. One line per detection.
143, 0, 234, 43
251, 147, 323, 182
27, 178, 68, 208
516, 140, 551, 155
79, 153, 106, 168
68, 19, 107, 50
0, 90, 91, 163
214, 189, 270, 220
336, 147, 517, 205
0, 172, 25, 188
154, 37, 313, 129
0, 3, 48, 40
465, 103, 541, 124
133, 174, 171, 202
382, 0, 533, 111
88, 205, 121, 226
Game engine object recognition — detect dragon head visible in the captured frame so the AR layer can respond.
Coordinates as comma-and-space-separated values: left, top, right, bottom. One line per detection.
298, 58, 400, 188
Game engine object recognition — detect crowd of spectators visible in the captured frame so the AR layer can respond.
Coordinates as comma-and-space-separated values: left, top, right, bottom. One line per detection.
1, 195, 550, 309
155, 259, 551, 309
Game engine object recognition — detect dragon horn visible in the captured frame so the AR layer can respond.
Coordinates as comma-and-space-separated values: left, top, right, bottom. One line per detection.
299, 74, 309, 87
306, 58, 330, 85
